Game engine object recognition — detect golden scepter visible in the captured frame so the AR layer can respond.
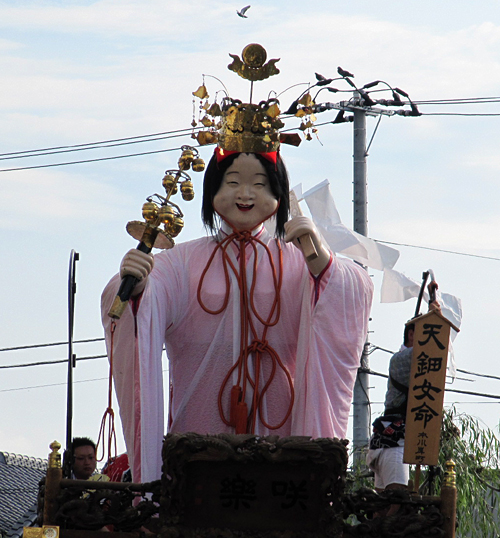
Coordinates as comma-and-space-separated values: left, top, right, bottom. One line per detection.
108, 146, 205, 319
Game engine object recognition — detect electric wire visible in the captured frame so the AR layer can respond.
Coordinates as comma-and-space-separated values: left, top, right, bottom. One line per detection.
0, 118, 334, 172
5, 363, 499, 401
2, 94, 500, 172
421, 112, 500, 117
413, 97, 500, 105
0, 127, 197, 157
457, 369, 500, 382
0, 368, 170, 393
0, 145, 186, 172
359, 368, 500, 400
0, 131, 200, 162
0, 355, 107, 370
369, 345, 500, 382
0, 337, 104, 352
0, 334, 496, 398
374, 239, 500, 262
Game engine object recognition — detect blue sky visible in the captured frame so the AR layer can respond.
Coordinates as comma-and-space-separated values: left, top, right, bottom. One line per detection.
1, 0, 500, 463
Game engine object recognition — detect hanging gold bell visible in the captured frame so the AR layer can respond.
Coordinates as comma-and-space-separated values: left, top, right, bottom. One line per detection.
191, 157, 205, 172
162, 173, 178, 195
178, 149, 194, 171
166, 215, 184, 237
142, 201, 158, 222
180, 180, 195, 201
158, 205, 175, 225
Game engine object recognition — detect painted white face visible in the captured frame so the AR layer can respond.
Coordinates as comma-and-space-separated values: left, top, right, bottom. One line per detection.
213, 153, 278, 231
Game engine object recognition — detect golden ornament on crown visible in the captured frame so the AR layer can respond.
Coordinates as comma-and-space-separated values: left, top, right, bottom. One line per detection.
192, 43, 301, 153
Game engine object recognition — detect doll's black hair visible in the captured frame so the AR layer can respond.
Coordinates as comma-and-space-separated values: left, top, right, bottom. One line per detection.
201, 152, 290, 238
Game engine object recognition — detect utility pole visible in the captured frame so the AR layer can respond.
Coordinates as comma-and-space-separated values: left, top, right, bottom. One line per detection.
351, 93, 371, 468
301, 75, 421, 467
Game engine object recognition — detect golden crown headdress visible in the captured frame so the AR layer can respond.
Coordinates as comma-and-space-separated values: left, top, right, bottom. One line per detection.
192, 43, 302, 155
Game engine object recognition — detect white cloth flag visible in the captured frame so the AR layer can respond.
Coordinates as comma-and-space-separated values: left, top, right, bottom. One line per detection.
380, 268, 422, 303
381, 268, 462, 378
381, 268, 463, 331
299, 180, 400, 271
292, 180, 462, 378
296, 180, 463, 336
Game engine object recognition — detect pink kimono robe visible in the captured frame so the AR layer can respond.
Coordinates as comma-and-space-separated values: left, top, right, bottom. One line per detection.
101, 227, 373, 482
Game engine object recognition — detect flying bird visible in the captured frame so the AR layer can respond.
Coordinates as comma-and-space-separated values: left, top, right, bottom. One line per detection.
237, 5, 251, 17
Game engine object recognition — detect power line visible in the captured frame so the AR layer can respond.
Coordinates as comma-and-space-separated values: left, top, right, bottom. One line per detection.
421, 112, 500, 117
0, 337, 104, 352
370, 401, 500, 405
374, 239, 500, 261
0, 131, 198, 162
0, 145, 187, 173
0, 377, 110, 393
2, 94, 500, 172
0, 121, 305, 172
0, 128, 197, 157
414, 97, 500, 105
4, 365, 499, 402
0, 368, 170, 393
457, 368, 500, 382
360, 368, 500, 401
0, 354, 106, 370
370, 345, 500, 383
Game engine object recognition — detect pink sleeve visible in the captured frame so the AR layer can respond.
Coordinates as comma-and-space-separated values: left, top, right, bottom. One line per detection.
292, 256, 374, 438
310, 252, 333, 305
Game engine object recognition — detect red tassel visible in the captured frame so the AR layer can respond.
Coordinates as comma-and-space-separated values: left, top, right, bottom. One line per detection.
230, 386, 242, 427
235, 402, 248, 434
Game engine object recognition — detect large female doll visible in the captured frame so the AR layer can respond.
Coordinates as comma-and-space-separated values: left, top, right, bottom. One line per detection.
101, 147, 372, 483
101, 47, 373, 482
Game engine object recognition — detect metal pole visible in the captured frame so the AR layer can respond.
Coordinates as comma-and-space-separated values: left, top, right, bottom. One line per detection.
352, 93, 371, 468
64, 249, 79, 477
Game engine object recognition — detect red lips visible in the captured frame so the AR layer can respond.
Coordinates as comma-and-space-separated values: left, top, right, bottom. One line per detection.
236, 204, 254, 211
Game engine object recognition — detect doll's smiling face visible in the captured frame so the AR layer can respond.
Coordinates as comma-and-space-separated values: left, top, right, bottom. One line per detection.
213, 153, 278, 231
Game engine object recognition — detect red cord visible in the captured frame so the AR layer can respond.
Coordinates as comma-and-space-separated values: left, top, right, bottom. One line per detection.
198, 228, 294, 433
96, 321, 118, 464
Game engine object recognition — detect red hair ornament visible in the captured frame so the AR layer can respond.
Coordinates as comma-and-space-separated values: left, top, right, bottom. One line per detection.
215, 146, 278, 166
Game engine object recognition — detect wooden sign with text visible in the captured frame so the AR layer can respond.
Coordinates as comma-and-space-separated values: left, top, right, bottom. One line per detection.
404, 310, 459, 466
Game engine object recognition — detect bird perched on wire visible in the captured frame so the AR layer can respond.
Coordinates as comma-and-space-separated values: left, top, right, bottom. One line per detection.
337, 66, 354, 78
237, 5, 251, 17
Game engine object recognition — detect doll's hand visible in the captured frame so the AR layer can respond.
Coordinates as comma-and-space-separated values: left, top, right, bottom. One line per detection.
120, 249, 154, 295
284, 216, 320, 249
284, 216, 330, 274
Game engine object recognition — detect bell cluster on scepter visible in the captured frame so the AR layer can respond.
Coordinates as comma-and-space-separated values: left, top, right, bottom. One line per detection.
139, 145, 205, 239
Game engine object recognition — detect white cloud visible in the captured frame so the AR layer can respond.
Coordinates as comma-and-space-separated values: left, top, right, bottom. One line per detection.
0, 37, 23, 52
0, 1, 237, 38
0, 168, 136, 230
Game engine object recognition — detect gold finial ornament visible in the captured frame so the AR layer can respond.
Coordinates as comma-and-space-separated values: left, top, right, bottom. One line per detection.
443, 459, 456, 487
242, 44, 267, 68
48, 441, 61, 469
228, 43, 280, 82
